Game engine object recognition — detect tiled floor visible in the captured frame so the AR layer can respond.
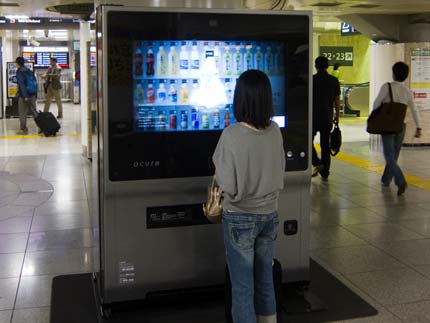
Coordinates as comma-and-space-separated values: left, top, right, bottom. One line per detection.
0, 105, 429, 322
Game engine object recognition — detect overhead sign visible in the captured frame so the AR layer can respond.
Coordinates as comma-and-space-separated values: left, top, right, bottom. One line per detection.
320, 46, 354, 66
341, 23, 360, 36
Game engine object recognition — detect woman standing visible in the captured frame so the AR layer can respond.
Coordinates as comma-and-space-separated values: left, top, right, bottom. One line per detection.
213, 70, 285, 323
373, 62, 421, 195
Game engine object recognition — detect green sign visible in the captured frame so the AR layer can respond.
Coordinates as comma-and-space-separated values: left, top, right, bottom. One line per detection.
320, 46, 353, 66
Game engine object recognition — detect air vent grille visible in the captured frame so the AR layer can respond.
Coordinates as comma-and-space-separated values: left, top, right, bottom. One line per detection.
0, 2, 19, 6
46, 3, 94, 18
311, 2, 343, 7
351, 4, 381, 9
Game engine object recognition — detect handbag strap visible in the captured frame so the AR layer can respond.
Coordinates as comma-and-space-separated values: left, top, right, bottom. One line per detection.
388, 82, 394, 103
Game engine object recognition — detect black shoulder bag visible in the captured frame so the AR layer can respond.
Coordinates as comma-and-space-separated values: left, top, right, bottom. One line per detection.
367, 83, 407, 134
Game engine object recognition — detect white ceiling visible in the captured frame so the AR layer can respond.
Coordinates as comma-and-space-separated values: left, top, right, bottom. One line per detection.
0, 0, 429, 19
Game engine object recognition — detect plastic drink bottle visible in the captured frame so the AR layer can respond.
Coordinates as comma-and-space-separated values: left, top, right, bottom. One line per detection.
244, 44, 253, 70
135, 83, 144, 105
190, 79, 200, 104
224, 78, 233, 102
190, 41, 200, 77
158, 111, 167, 130
180, 110, 188, 129
191, 109, 199, 129
265, 46, 273, 75
168, 43, 178, 76
202, 112, 209, 129
169, 110, 177, 129
146, 82, 155, 103
156, 44, 167, 76
255, 46, 263, 71
145, 44, 154, 76
168, 80, 178, 103
180, 80, 189, 103
223, 43, 232, 76
135, 47, 143, 75
234, 44, 242, 75
224, 107, 231, 127
179, 43, 189, 77
213, 111, 220, 128
157, 82, 167, 103
214, 41, 220, 73
147, 110, 155, 130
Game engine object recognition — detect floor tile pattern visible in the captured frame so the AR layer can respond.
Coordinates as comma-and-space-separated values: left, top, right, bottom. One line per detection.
0, 113, 430, 322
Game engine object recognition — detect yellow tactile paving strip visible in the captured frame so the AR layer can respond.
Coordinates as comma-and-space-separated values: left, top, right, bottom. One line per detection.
335, 151, 430, 191
0, 134, 80, 139
338, 117, 368, 123
316, 145, 430, 191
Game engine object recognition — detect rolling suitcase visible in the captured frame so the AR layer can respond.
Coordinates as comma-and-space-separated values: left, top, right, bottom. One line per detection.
34, 112, 61, 136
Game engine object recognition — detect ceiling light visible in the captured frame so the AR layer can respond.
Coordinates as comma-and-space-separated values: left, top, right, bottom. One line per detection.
49, 30, 68, 36
30, 39, 40, 46
5, 15, 29, 19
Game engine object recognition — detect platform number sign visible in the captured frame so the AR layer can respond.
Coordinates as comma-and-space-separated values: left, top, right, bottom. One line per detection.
320, 46, 354, 66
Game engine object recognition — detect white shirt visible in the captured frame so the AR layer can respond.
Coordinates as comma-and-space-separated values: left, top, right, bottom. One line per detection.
373, 81, 421, 128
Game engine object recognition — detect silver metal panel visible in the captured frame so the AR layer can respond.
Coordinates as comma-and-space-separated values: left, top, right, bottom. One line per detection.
97, 5, 313, 304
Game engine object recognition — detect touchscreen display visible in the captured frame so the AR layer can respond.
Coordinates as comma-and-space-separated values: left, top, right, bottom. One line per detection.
132, 40, 286, 132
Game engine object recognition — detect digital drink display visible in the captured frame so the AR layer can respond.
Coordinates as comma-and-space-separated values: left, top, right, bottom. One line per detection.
133, 40, 286, 132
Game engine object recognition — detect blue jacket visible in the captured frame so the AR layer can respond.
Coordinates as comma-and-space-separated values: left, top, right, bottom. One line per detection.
16, 66, 34, 98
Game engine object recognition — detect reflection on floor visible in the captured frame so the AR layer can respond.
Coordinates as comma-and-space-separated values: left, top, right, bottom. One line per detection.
0, 108, 429, 322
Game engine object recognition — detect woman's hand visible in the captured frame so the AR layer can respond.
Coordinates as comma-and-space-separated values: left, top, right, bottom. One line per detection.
415, 128, 422, 138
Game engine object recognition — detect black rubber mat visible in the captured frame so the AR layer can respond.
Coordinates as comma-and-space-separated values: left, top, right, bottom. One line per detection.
50, 259, 377, 323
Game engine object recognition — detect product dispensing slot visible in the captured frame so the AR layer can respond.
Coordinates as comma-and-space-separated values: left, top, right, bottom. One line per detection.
147, 204, 210, 228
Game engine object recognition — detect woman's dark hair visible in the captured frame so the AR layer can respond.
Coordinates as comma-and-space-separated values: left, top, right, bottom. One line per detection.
233, 69, 273, 129
392, 62, 409, 82
50, 57, 57, 63
315, 56, 329, 70
333, 63, 340, 70
15, 57, 24, 67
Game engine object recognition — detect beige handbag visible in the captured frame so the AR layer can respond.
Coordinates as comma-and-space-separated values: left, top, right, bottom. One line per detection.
202, 176, 223, 224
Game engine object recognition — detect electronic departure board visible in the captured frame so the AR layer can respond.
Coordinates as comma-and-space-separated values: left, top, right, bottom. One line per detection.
22, 51, 69, 68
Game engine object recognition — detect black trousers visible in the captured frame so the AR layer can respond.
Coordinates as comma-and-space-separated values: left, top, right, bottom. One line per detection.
312, 123, 332, 176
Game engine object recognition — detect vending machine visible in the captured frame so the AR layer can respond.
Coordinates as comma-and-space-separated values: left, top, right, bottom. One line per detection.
95, 5, 312, 306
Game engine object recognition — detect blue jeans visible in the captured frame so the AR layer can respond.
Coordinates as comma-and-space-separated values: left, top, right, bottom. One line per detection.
223, 211, 279, 323
381, 124, 406, 186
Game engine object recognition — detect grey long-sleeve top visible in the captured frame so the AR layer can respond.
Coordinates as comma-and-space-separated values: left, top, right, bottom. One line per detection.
373, 81, 421, 128
212, 122, 286, 215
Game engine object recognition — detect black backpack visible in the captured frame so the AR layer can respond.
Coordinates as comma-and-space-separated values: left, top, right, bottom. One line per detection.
330, 121, 342, 156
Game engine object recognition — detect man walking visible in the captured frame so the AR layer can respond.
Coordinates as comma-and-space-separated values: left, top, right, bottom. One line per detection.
42, 57, 63, 118
15, 57, 38, 135
312, 56, 341, 179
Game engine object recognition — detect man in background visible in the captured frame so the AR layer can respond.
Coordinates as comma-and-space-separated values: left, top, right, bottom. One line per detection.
331, 63, 341, 80
42, 57, 63, 118
15, 57, 37, 135
312, 56, 341, 179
